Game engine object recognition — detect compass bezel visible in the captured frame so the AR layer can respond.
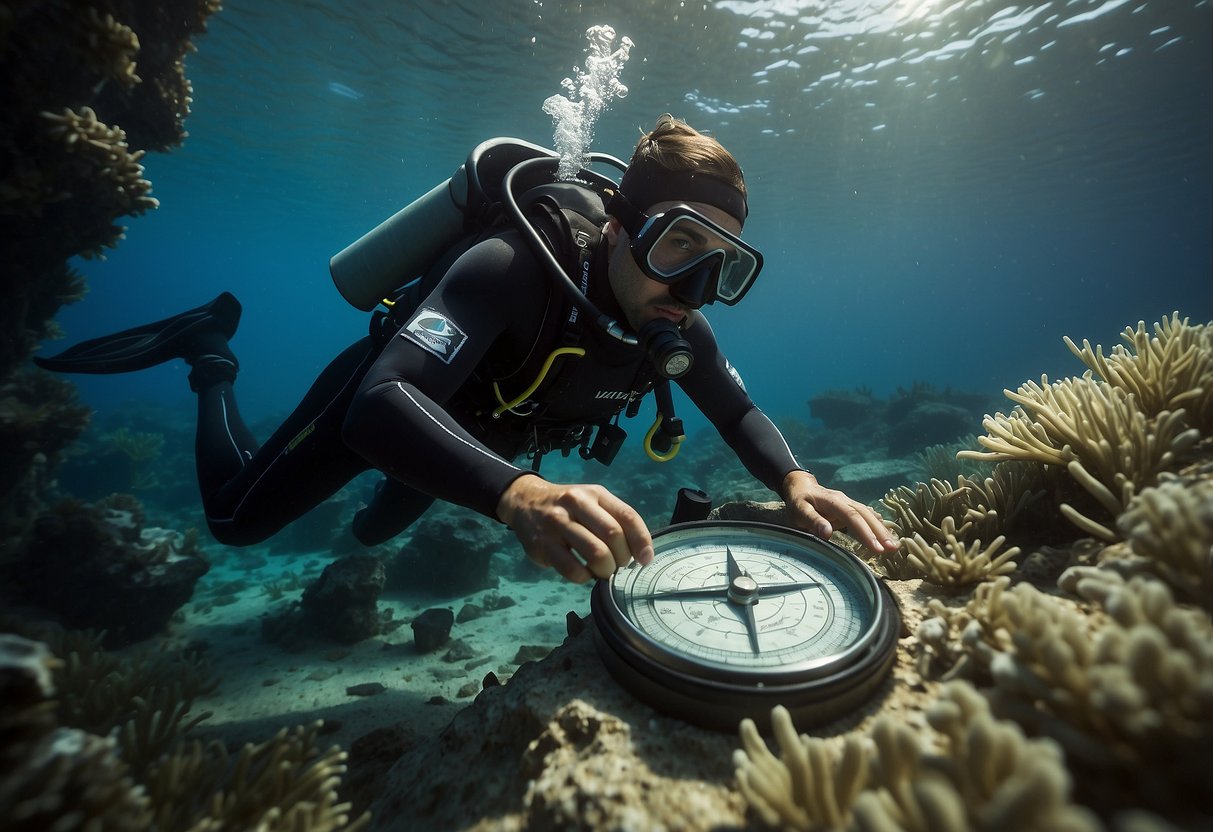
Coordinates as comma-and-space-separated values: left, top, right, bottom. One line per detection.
590, 520, 901, 731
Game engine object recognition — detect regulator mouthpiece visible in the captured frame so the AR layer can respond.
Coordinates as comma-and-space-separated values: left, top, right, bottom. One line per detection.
640, 318, 694, 379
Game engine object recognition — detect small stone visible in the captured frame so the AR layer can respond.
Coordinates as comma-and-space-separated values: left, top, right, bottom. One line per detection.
457, 681, 480, 698
456, 603, 485, 623
346, 682, 387, 697
412, 608, 454, 653
513, 644, 553, 664
482, 592, 517, 611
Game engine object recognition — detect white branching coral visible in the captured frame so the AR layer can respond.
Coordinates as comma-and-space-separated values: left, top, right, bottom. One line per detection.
901, 516, 1020, 591
83, 7, 141, 87
39, 106, 159, 257
958, 374, 1200, 541
733, 683, 1097, 831
1065, 313, 1213, 433
878, 463, 1043, 587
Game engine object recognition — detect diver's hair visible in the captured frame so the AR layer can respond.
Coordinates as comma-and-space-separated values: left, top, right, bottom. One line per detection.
629, 114, 746, 198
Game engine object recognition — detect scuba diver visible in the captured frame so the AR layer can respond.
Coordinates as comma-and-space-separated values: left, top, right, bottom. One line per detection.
35, 115, 898, 584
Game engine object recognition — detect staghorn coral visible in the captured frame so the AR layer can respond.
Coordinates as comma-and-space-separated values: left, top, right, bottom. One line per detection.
1065, 313, 1213, 434
81, 6, 141, 88
733, 682, 1097, 831
900, 516, 1020, 591
958, 374, 1200, 541
878, 462, 1045, 586
1, 1, 221, 553
39, 105, 159, 258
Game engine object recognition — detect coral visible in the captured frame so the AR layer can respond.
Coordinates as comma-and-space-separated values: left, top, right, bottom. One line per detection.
900, 516, 1020, 591
1106, 475, 1213, 607
140, 723, 368, 832
0, 630, 367, 831
959, 374, 1200, 541
46, 628, 215, 744
1065, 313, 1213, 433
11, 496, 209, 646
807, 387, 877, 430
878, 463, 1046, 586
733, 682, 1097, 831
914, 571, 1213, 820
914, 438, 992, 485
1, 1, 221, 561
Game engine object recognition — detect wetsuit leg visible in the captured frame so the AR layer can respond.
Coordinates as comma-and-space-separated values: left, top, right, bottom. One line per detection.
196, 337, 382, 546
350, 477, 435, 546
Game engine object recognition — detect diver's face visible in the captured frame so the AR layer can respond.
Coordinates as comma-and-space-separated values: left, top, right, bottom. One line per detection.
604, 200, 743, 331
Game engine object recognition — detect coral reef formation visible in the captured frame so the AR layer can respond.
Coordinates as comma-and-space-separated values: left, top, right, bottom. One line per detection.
657, 313, 1211, 831
0, 628, 368, 831
5, 493, 209, 646
0, 0, 222, 616
1, 0, 220, 373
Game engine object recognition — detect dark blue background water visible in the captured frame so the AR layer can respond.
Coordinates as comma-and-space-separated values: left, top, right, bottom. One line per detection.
57, 0, 1212, 437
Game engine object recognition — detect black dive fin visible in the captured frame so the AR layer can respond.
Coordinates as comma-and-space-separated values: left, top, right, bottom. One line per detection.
34, 292, 241, 375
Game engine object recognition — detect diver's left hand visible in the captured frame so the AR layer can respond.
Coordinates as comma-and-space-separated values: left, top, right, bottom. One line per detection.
781, 470, 899, 554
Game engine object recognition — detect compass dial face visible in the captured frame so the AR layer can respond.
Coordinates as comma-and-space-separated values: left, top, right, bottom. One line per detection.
591, 521, 900, 729
604, 523, 883, 683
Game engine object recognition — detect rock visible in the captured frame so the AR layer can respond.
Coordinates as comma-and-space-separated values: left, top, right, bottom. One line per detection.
887, 401, 974, 456
831, 459, 921, 504
513, 645, 554, 664
388, 514, 504, 594
18, 497, 209, 647
807, 388, 878, 429
455, 603, 485, 623
301, 555, 386, 644
709, 499, 790, 525
368, 628, 749, 831
442, 639, 476, 663
412, 608, 454, 653
482, 593, 517, 611
346, 682, 387, 697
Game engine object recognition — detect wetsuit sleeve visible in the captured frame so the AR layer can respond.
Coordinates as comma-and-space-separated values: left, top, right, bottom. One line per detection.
676, 312, 802, 494
341, 233, 549, 520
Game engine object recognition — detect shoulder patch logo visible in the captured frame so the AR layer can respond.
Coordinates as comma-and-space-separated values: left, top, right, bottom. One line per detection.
400, 307, 468, 364
725, 359, 747, 392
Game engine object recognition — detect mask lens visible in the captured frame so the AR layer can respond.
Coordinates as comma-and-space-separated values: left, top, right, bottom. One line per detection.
639, 213, 760, 304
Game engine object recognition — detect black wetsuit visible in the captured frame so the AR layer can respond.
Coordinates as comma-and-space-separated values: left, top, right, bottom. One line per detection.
194, 228, 800, 547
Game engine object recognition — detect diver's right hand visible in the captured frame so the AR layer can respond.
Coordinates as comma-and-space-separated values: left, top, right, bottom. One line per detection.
495, 475, 654, 584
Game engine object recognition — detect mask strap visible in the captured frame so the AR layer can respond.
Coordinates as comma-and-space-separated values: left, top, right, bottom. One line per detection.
606, 191, 646, 236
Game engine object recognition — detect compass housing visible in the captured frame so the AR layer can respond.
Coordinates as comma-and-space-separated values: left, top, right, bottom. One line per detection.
590, 520, 901, 732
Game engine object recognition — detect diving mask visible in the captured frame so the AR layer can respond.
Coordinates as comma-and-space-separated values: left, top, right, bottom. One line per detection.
630, 205, 763, 306
609, 190, 764, 307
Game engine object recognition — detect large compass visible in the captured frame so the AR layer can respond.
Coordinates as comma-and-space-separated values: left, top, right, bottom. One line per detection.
590, 521, 900, 731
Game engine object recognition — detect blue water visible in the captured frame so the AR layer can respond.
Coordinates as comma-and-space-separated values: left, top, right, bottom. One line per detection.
59, 0, 1212, 438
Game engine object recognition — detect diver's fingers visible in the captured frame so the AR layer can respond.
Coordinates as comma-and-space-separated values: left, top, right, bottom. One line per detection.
572, 489, 653, 569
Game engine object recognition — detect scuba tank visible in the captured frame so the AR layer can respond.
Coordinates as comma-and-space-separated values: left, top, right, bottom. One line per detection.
332, 138, 607, 313
330, 138, 559, 311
